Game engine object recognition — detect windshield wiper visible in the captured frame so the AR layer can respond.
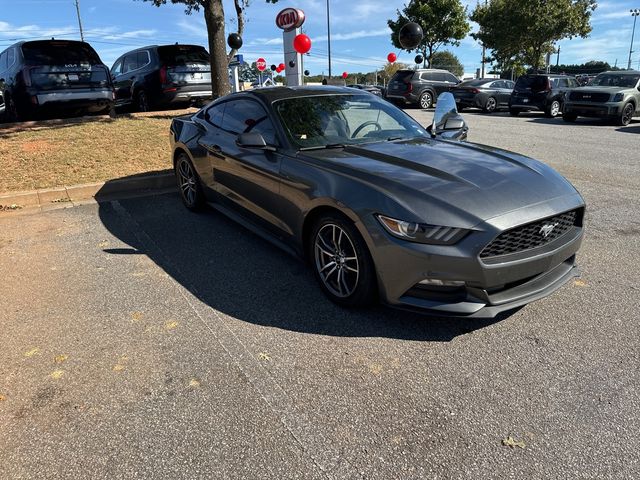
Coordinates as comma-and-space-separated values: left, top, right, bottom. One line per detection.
299, 143, 348, 151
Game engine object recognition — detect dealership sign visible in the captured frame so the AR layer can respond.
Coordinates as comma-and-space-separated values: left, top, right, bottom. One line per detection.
276, 8, 305, 31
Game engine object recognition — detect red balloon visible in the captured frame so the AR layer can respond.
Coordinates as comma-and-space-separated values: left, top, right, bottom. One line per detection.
342, 71, 348, 79
387, 52, 397, 63
276, 66, 283, 73
278, 63, 285, 70
293, 34, 312, 54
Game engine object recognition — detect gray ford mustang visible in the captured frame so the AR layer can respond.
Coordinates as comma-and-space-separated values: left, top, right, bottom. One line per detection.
169, 86, 585, 317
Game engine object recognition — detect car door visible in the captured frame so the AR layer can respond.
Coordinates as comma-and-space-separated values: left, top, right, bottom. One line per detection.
113, 53, 138, 105
211, 98, 288, 236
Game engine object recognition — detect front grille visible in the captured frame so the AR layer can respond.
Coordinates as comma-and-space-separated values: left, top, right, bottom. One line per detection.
569, 91, 610, 103
480, 210, 579, 259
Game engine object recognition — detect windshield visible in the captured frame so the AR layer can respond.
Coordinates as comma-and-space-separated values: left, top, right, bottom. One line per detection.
590, 74, 640, 88
273, 94, 429, 149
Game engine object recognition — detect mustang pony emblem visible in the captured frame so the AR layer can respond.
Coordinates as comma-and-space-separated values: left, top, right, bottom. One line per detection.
540, 223, 559, 238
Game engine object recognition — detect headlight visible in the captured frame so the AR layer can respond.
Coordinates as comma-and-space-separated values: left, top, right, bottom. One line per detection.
376, 214, 469, 245
612, 93, 624, 102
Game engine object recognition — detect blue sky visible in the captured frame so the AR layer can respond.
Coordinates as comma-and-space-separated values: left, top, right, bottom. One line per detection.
1, 0, 640, 76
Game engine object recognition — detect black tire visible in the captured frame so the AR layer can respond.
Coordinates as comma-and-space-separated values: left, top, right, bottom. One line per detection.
545, 99, 561, 118
618, 102, 634, 126
509, 107, 521, 117
175, 153, 205, 211
4, 94, 19, 122
136, 90, 150, 112
309, 213, 377, 308
418, 91, 433, 109
483, 96, 498, 113
563, 112, 578, 122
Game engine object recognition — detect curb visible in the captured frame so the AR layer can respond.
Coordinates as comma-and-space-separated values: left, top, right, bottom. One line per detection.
0, 172, 176, 215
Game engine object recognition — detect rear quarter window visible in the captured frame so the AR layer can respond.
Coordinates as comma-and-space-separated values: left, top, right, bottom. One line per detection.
158, 45, 209, 65
390, 70, 415, 83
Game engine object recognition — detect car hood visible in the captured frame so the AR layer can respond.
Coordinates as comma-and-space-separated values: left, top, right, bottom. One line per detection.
575, 86, 630, 93
300, 138, 581, 227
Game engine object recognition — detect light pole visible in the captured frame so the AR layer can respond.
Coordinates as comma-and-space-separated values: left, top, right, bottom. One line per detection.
75, 0, 85, 42
629, 9, 640, 70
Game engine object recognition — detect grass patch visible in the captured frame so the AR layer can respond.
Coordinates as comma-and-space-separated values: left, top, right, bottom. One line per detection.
0, 110, 194, 193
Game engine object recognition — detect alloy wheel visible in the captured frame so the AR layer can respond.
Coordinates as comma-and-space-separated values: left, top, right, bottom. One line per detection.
177, 158, 197, 207
314, 223, 360, 298
550, 100, 560, 117
621, 103, 634, 126
420, 92, 432, 109
137, 91, 149, 112
485, 97, 497, 113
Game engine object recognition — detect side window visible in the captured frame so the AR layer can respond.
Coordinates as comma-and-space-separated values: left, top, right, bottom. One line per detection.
557, 78, 569, 88
111, 59, 123, 76
204, 102, 225, 128
7, 48, 15, 68
137, 51, 150, 69
0, 52, 6, 72
222, 99, 277, 145
123, 54, 138, 73
506, 80, 515, 89
421, 72, 436, 81
568, 78, 578, 88
489, 81, 502, 89
445, 73, 459, 83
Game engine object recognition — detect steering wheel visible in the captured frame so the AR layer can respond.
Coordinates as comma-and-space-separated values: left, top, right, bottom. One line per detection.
351, 120, 382, 138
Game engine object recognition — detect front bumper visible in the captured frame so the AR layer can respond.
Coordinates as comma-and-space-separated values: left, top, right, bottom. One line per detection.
360, 194, 585, 318
564, 101, 625, 118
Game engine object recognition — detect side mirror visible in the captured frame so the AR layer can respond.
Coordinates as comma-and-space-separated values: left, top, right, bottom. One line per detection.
236, 132, 275, 151
432, 92, 468, 141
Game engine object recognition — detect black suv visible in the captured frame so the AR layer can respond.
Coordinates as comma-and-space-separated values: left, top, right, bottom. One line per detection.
509, 74, 579, 117
0, 39, 114, 122
386, 69, 460, 108
111, 44, 212, 111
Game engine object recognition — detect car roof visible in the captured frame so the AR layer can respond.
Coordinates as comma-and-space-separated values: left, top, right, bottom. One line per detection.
225, 86, 374, 103
599, 70, 640, 75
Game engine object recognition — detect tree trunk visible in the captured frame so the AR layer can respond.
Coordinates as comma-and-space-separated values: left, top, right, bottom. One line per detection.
204, 0, 230, 98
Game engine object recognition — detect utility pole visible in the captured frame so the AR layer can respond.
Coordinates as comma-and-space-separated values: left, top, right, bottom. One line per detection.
556, 45, 561, 67
480, 0, 487, 78
326, 0, 332, 78
74, 0, 85, 42
629, 9, 640, 70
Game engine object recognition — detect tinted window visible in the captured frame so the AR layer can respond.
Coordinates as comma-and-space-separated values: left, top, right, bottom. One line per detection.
0, 52, 6, 71
137, 51, 150, 69
568, 78, 578, 88
111, 59, 123, 76
390, 70, 414, 83
421, 72, 437, 81
21, 41, 101, 65
489, 81, 503, 89
557, 78, 569, 87
505, 80, 515, 89
7, 48, 15, 68
205, 102, 225, 128
515, 75, 548, 91
123, 54, 139, 73
221, 99, 277, 145
158, 45, 209, 65
444, 73, 459, 83
459, 79, 487, 87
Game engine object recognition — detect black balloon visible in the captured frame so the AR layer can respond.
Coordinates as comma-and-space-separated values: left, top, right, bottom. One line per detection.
414, 54, 424, 65
304, 70, 310, 76
289, 60, 296, 68
227, 33, 243, 50
398, 22, 423, 50
270, 64, 277, 71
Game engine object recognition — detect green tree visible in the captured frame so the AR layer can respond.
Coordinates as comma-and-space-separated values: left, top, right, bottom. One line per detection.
471, 0, 597, 71
430, 50, 464, 77
388, 0, 470, 68
142, 0, 273, 97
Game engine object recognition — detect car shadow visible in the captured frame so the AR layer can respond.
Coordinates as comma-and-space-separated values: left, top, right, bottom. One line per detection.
97, 187, 514, 342
616, 122, 640, 133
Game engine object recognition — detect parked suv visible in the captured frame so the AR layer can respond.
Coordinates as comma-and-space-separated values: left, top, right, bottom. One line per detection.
563, 71, 640, 126
509, 74, 579, 117
0, 39, 114, 122
111, 44, 212, 111
385, 69, 460, 108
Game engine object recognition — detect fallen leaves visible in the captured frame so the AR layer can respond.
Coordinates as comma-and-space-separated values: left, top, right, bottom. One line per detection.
50, 370, 65, 380
0, 393, 6, 402
502, 436, 526, 449
574, 279, 587, 287
24, 347, 40, 357
165, 321, 178, 331
54, 354, 68, 364
258, 352, 271, 361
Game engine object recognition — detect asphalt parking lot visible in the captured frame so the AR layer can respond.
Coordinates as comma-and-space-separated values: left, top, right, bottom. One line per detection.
1, 110, 639, 479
